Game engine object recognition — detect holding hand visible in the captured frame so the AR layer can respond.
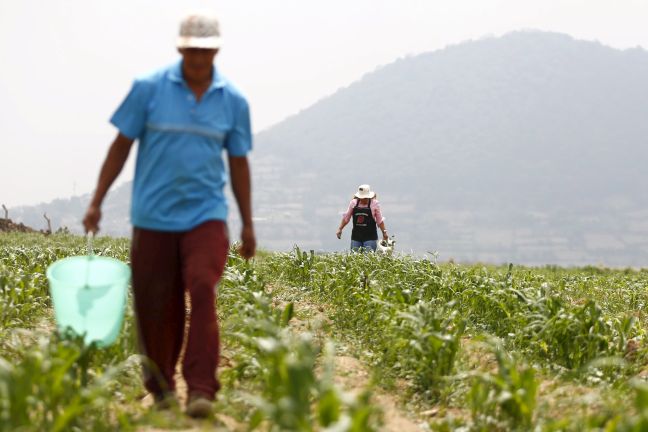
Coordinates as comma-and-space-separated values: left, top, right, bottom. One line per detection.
336, 229, 342, 239
239, 225, 256, 259
83, 205, 102, 234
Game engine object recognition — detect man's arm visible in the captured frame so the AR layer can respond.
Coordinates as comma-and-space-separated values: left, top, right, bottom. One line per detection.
83, 133, 134, 233
229, 155, 256, 259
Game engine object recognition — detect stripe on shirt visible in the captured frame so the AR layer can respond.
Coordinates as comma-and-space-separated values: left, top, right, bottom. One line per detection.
146, 122, 226, 143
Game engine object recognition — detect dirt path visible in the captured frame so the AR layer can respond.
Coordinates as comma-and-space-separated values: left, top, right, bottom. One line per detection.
289, 298, 424, 432
137, 365, 242, 432
136, 297, 243, 432
135, 288, 424, 431
333, 355, 423, 431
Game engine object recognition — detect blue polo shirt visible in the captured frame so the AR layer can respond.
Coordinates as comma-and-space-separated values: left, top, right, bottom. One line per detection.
110, 60, 252, 231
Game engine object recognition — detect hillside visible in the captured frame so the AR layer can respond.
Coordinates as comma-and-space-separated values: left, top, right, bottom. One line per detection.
252, 31, 648, 266
9, 31, 648, 266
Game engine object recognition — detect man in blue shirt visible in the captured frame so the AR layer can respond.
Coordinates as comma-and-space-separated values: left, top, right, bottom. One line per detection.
83, 12, 255, 418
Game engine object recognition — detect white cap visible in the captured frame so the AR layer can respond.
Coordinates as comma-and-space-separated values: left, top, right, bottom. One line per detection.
354, 184, 375, 199
176, 12, 222, 49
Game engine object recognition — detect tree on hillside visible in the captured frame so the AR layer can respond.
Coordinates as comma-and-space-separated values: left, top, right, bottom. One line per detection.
43, 213, 52, 235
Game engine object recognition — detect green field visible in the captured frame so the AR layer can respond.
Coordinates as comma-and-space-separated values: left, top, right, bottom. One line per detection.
1, 233, 648, 431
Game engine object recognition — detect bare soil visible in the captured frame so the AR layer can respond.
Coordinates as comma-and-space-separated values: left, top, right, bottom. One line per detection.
0, 218, 35, 233
135, 287, 424, 431
333, 355, 423, 431
290, 297, 424, 432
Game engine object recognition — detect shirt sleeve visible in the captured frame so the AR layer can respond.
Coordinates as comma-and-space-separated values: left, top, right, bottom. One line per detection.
225, 98, 252, 157
110, 79, 152, 140
372, 200, 384, 225
342, 199, 356, 224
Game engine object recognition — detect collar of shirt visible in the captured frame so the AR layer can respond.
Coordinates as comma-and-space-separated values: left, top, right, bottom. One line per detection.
168, 60, 226, 91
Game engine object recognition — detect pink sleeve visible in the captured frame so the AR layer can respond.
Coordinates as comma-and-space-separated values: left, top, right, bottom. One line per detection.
342, 199, 356, 224
372, 200, 384, 225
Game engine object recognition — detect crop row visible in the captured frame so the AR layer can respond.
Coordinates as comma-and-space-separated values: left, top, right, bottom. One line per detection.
261, 248, 648, 430
0, 235, 378, 431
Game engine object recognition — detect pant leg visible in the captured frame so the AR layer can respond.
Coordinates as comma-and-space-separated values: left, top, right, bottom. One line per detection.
179, 220, 229, 399
364, 240, 377, 252
131, 227, 185, 396
350, 239, 363, 251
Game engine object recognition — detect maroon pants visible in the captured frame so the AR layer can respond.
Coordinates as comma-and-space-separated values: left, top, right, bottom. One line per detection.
130, 221, 229, 400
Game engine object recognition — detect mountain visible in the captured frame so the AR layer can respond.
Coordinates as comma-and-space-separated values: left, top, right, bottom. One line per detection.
8, 184, 131, 236
9, 31, 648, 266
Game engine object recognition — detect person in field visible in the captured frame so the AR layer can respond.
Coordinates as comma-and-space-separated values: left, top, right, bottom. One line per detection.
336, 184, 389, 252
83, 12, 255, 418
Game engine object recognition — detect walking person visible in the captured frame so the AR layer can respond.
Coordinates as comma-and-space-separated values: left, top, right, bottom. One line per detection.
336, 184, 388, 252
83, 12, 255, 418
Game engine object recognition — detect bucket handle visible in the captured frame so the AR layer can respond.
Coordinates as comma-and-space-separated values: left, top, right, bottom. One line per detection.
87, 232, 95, 257
84, 232, 95, 289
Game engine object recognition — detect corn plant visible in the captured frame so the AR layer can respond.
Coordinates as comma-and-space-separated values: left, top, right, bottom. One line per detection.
386, 300, 465, 395
527, 299, 630, 369
0, 331, 137, 431
468, 340, 537, 431
220, 255, 379, 431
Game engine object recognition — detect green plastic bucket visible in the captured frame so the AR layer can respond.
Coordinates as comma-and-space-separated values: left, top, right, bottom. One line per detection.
46, 255, 130, 347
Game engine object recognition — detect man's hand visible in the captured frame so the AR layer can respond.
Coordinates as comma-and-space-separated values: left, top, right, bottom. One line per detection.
336, 229, 342, 239
239, 225, 256, 259
229, 156, 255, 259
82, 133, 133, 235
83, 205, 102, 234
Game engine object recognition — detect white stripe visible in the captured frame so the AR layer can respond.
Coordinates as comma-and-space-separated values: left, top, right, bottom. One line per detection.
146, 122, 226, 142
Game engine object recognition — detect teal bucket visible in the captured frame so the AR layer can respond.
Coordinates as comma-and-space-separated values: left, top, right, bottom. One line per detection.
46, 255, 130, 347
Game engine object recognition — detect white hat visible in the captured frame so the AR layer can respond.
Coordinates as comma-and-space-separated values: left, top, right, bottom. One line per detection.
177, 12, 222, 49
354, 184, 375, 199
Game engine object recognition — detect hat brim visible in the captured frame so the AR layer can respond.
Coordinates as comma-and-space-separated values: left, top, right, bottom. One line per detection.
354, 191, 376, 199
177, 36, 222, 49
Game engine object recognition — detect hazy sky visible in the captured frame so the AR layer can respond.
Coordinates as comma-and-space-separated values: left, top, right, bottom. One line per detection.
1, 0, 647, 207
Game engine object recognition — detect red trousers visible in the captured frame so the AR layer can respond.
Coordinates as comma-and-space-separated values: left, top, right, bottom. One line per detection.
130, 221, 229, 400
